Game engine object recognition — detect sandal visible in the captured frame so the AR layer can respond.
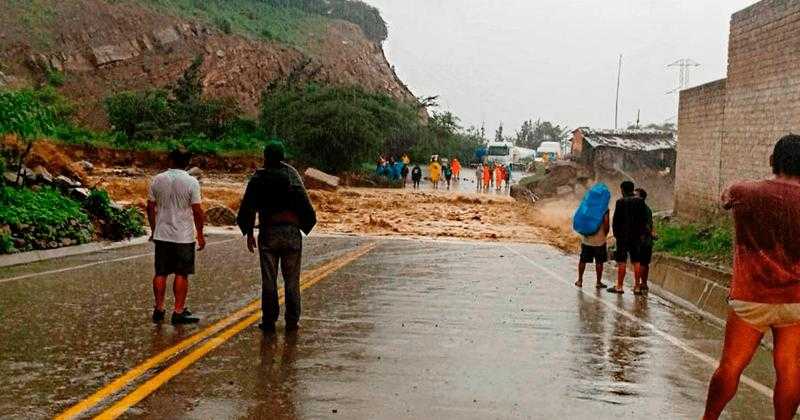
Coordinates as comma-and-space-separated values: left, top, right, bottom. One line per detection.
596, 282, 608, 289
633, 288, 643, 296
607, 287, 624, 294
574, 281, 583, 288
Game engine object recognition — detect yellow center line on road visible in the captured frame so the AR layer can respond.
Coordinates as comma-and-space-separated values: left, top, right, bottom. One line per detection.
56, 242, 378, 420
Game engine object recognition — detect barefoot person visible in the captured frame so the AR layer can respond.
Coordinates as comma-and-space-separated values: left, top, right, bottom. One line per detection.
607, 180, 648, 294
573, 184, 611, 289
635, 188, 655, 293
704, 135, 800, 420
147, 148, 205, 325
237, 141, 317, 334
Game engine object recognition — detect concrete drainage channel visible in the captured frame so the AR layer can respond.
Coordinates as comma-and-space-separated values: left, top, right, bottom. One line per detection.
648, 254, 732, 325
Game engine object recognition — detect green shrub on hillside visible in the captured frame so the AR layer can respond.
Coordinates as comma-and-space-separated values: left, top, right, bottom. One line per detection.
264, 0, 388, 42
0, 87, 74, 140
0, 186, 94, 253
83, 189, 145, 241
260, 83, 419, 173
105, 57, 240, 142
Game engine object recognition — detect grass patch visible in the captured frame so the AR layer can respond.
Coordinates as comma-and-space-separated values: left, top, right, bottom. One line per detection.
653, 219, 733, 266
138, 0, 330, 46
0, 186, 94, 253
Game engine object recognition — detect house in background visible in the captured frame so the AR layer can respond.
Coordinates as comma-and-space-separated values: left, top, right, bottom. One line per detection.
569, 128, 676, 176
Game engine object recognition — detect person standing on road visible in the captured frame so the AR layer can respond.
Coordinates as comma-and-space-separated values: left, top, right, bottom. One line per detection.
411, 165, 422, 189
475, 163, 483, 192
494, 164, 504, 191
147, 148, 205, 325
607, 180, 648, 295
482, 163, 491, 192
443, 163, 453, 190
704, 135, 800, 420
237, 141, 317, 334
451, 158, 461, 182
635, 188, 655, 293
401, 163, 410, 188
429, 158, 442, 190
505, 164, 513, 190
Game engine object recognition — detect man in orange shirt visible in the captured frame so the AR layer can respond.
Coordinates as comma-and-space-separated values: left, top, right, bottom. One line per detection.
704, 135, 800, 420
451, 158, 461, 181
482, 164, 491, 192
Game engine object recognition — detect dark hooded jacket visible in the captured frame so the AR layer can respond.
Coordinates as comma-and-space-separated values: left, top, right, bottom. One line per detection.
237, 162, 317, 236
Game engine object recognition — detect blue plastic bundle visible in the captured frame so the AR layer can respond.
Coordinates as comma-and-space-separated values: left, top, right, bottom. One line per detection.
573, 183, 611, 236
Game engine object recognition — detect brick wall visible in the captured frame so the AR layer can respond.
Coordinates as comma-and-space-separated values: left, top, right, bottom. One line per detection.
675, 0, 800, 219
674, 79, 726, 220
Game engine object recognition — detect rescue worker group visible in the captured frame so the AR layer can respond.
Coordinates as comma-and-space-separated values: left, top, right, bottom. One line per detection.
376, 153, 513, 192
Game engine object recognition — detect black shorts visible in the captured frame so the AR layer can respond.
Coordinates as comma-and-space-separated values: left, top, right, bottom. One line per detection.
580, 244, 608, 264
615, 240, 642, 264
638, 243, 653, 265
154, 240, 196, 276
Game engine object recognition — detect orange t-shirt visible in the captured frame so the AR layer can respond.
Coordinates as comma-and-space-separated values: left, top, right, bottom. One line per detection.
724, 179, 800, 303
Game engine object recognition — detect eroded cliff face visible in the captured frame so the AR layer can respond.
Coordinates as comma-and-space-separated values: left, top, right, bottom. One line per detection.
0, 0, 417, 127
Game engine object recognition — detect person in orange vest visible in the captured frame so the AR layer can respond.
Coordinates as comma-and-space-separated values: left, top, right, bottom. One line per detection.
451, 158, 461, 182
482, 164, 491, 192
494, 164, 504, 191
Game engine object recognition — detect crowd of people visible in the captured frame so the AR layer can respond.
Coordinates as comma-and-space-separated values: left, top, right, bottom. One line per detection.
376, 154, 514, 193
376, 154, 465, 190
475, 162, 513, 192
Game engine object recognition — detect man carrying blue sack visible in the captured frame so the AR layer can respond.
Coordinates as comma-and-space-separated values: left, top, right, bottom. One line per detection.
573, 183, 611, 289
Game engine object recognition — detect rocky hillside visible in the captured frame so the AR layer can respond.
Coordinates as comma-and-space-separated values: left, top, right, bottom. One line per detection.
0, 0, 416, 128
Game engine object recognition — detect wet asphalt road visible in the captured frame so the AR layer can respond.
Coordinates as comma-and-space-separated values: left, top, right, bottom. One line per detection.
0, 233, 782, 419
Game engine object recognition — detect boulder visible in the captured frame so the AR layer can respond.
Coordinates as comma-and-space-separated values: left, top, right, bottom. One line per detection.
55, 175, 81, 189
205, 205, 237, 226
303, 168, 340, 191
77, 160, 95, 174
187, 167, 203, 180
33, 166, 53, 184
70, 187, 91, 201
3, 172, 21, 186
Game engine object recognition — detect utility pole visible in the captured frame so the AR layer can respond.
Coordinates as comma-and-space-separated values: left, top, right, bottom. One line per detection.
614, 54, 623, 130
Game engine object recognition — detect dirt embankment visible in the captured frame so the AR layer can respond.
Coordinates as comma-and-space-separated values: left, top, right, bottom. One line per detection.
0, 1, 417, 128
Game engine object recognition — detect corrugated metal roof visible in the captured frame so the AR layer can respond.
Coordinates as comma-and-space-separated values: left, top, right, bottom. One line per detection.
576, 128, 676, 152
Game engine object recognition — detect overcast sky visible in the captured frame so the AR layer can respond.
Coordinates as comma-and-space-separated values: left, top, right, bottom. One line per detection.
363, 0, 756, 136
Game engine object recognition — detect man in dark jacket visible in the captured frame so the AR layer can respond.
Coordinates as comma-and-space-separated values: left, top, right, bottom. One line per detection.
237, 141, 316, 333
607, 180, 648, 294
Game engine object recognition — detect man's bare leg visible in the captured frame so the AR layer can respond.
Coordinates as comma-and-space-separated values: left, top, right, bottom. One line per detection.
641, 264, 650, 289
703, 311, 764, 420
773, 324, 800, 420
173, 274, 189, 313
153, 275, 167, 310
576, 261, 586, 287
633, 262, 642, 291
616, 262, 627, 290
595, 263, 605, 287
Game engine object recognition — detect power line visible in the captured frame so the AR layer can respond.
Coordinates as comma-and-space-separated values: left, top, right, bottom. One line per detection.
666, 58, 700, 94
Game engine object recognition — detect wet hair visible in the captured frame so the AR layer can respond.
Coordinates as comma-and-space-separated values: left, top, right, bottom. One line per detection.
620, 181, 635, 196
263, 141, 286, 167
168, 147, 191, 169
635, 188, 648, 200
772, 134, 800, 177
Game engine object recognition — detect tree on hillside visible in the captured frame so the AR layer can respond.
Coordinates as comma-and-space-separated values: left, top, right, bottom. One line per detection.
260, 83, 419, 173
515, 119, 567, 149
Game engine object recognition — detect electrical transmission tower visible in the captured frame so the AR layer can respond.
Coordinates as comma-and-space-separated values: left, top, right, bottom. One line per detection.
666, 58, 700, 94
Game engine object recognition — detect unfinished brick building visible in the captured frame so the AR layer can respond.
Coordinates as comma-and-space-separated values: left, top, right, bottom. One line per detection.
675, 0, 800, 220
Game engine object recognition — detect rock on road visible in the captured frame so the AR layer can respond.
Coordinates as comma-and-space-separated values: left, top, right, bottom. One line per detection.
0, 234, 778, 419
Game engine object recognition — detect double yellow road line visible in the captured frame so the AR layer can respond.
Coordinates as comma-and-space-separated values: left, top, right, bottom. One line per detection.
57, 242, 377, 419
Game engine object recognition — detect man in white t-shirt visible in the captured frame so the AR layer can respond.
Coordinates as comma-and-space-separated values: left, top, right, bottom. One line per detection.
146, 148, 205, 325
